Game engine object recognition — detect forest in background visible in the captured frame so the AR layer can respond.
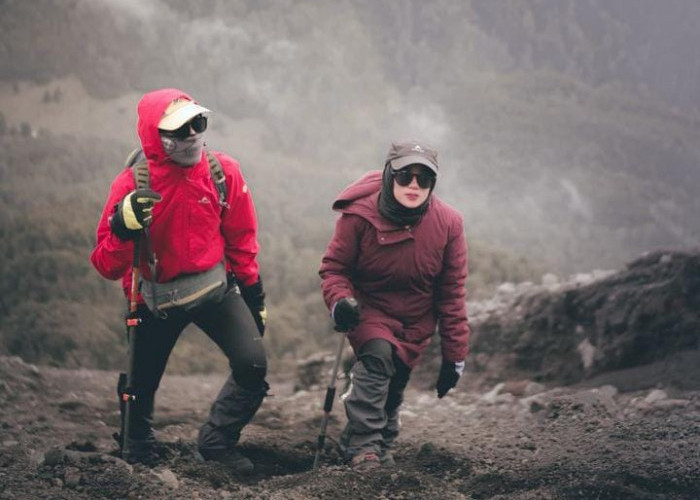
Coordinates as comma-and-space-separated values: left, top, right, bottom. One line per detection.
1, 0, 699, 374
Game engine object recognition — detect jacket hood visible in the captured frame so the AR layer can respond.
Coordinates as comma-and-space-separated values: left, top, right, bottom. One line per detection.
333, 171, 382, 208
332, 171, 398, 231
137, 88, 202, 165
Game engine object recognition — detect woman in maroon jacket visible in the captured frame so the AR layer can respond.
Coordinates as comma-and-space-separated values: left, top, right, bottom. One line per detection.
319, 140, 471, 471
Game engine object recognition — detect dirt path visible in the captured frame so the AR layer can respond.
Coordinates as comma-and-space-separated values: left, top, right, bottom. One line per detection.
0, 355, 699, 499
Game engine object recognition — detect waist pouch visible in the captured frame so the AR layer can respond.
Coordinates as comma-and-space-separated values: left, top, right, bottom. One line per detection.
140, 261, 227, 313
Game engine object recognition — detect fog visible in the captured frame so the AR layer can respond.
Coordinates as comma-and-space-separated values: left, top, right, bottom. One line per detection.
2, 0, 700, 275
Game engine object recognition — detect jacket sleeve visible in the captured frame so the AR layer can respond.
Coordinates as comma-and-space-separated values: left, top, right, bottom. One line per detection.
219, 154, 260, 287
89, 170, 137, 281
435, 214, 470, 363
319, 213, 363, 310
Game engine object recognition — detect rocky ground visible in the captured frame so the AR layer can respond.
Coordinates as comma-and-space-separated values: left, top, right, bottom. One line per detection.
2, 250, 699, 499
0, 350, 699, 500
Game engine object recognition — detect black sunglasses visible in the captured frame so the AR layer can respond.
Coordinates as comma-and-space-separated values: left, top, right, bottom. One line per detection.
161, 114, 208, 140
392, 169, 435, 189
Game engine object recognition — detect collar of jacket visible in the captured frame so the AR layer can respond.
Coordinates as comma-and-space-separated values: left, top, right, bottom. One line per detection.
333, 171, 430, 244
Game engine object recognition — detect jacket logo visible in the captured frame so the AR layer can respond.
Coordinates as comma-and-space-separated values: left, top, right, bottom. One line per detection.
198, 197, 211, 204
412, 145, 424, 153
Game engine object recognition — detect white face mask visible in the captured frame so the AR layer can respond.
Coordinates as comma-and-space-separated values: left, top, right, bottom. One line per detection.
160, 133, 205, 166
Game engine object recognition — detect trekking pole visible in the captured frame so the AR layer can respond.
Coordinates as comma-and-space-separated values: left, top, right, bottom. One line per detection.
120, 233, 142, 459
312, 327, 346, 471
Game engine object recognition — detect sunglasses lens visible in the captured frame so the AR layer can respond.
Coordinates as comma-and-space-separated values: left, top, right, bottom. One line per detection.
394, 170, 413, 186
167, 123, 190, 140
416, 174, 434, 188
393, 170, 434, 188
163, 115, 208, 140
191, 114, 208, 133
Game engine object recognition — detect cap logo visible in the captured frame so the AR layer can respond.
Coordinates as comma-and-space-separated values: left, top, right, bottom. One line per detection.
412, 145, 425, 153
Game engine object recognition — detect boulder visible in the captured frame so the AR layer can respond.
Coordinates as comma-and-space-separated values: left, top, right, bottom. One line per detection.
468, 248, 700, 385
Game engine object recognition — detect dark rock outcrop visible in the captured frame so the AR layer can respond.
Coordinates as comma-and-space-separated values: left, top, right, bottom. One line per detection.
468, 248, 700, 386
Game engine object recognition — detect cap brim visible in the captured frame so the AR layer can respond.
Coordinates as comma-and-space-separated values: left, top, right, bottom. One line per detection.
158, 102, 211, 131
390, 155, 438, 175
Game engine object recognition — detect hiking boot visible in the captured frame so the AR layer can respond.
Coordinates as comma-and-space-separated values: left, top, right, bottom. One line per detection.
202, 448, 255, 475
123, 436, 160, 465
380, 449, 396, 467
351, 451, 381, 472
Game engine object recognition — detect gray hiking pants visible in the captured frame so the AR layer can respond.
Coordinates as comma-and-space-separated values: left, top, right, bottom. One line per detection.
340, 339, 411, 458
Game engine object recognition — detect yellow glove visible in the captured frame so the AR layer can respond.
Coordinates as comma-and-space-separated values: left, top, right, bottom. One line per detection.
110, 188, 162, 240
121, 189, 162, 229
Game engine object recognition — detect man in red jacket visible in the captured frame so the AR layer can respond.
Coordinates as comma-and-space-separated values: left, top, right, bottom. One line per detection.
91, 88, 267, 474
320, 140, 470, 471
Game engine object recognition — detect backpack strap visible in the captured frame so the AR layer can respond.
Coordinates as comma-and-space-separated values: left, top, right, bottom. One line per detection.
125, 148, 150, 190
125, 148, 229, 212
206, 150, 229, 211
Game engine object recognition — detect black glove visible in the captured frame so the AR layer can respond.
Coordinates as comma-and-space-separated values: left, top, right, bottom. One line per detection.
332, 297, 360, 331
436, 360, 461, 398
110, 188, 162, 240
240, 278, 267, 336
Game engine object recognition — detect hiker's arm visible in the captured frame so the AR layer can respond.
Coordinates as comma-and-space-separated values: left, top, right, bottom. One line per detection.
434, 215, 470, 364
90, 172, 138, 280
220, 158, 260, 287
319, 213, 363, 311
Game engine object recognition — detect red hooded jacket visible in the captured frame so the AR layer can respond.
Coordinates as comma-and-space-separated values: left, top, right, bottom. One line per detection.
90, 88, 260, 299
319, 171, 470, 368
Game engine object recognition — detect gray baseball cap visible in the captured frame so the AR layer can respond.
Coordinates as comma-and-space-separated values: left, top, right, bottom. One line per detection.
385, 140, 438, 175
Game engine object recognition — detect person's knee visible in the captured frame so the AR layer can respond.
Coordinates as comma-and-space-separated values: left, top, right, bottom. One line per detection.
358, 339, 395, 377
231, 361, 267, 391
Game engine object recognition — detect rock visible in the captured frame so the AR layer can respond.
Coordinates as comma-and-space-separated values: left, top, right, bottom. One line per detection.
644, 389, 667, 404
43, 447, 67, 466
652, 398, 690, 409
481, 383, 505, 403
597, 385, 618, 398
498, 380, 547, 397
151, 468, 179, 489
577, 338, 596, 370
524, 382, 547, 396
63, 467, 81, 488
295, 348, 353, 391
466, 248, 700, 386
542, 273, 559, 287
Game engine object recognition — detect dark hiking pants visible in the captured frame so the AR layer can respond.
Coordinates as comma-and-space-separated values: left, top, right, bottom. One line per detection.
340, 339, 411, 458
125, 287, 267, 455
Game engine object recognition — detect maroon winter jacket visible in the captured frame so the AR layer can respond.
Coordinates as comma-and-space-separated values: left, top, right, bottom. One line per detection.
319, 171, 470, 368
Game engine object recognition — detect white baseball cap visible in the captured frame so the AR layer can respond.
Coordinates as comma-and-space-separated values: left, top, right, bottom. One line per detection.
158, 98, 211, 131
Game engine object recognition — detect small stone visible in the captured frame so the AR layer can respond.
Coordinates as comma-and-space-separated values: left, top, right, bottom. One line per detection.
63, 467, 81, 488
43, 448, 66, 466
644, 389, 667, 404
150, 468, 179, 489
